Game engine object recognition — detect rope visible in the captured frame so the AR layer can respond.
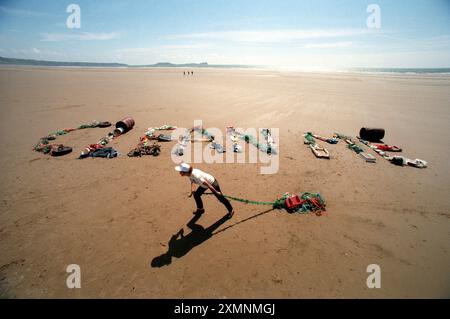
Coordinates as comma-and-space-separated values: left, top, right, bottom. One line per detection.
223, 195, 276, 206
222, 192, 326, 213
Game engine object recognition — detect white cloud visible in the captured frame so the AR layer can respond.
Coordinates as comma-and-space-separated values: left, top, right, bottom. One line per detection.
169, 29, 373, 43
41, 32, 121, 42
32, 48, 40, 54
159, 43, 211, 49
118, 47, 155, 54
303, 41, 353, 49
115, 44, 212, 64
119, 43, 210, 54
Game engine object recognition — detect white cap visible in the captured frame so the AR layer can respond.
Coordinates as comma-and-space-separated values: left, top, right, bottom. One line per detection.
174, 162, 191, 172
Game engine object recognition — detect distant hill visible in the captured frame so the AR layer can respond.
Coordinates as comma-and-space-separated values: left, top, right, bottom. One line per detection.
0, 56, 127, 67
0, 56, 250, 69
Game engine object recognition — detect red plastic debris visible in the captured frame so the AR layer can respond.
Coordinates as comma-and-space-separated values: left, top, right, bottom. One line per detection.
285, 195, 303, 210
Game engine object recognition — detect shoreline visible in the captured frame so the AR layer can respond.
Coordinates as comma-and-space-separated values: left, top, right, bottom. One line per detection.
1, 64, 450, 80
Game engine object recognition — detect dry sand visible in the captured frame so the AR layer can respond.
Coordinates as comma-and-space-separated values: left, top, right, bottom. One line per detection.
0, 67, 449, 298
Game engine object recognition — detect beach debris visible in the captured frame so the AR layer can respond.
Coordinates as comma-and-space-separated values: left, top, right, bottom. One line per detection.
172, 127, 215, 157
34, 120, 110, 156
210, 139, 226, 153
192, 126, 224, 153
335, 133, 376, 163
372, 144, 402, 152
87, 147, 118, 158
157, 134, 173, 142
174, 143, 185, 156
232, 143, 242, 153
359, 127, 385, 142
359, 152, 376, 163
303, 132, 315, 145
357, 137, 393, 160
262, 128, 275, 145
261, 128, 277, 154
173, 130, 191, 156
391, 156, 427, 168
128, 124, 177, 157
234, 128, 276, 154
79, 117, 135, 159
226, 126, 242, 153
310, 144, 330, 159
222, 192, 326, 215
334, 132, 351, 140
128, 142, 161, 157
114, 117, 135, 137
345, 139, 364, 154
311, 133, 339, 144
192, 126, 214, 140
79, 143, 106, 158
37, 144, 73, 157
50, 145, 73, 157
145, 125, 177, 139
303, 132, 330, 159
357, 137, 427, 168
98, 121, 112, 128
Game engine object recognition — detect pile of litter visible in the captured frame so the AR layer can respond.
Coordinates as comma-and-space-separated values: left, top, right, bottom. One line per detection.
79, 117, 134, 159
127, 124, 176, 157
128, 143, 161, 157
303, 128, 427, 168
130, 124, 231, 158
358, 137, 427, 168
34, 120, 111, 157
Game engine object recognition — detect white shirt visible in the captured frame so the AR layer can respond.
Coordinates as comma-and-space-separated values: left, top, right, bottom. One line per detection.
189, 168, 215, 188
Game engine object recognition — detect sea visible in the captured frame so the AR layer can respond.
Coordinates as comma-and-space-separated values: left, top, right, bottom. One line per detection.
347, 68, 450, 75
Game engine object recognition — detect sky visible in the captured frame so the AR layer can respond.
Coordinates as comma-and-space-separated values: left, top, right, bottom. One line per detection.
0, 0, 449, 69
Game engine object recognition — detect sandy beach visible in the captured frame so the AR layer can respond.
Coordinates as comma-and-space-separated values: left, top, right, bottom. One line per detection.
0, 66, 449, 298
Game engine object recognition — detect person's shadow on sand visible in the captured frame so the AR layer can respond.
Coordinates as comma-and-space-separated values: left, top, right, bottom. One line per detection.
151, 213, 229, 267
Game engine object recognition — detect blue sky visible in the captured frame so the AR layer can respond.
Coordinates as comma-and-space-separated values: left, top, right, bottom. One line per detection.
0, 0, 449, 69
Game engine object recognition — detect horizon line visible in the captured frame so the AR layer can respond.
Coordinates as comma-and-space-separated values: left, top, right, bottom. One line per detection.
1, 56, 450, 71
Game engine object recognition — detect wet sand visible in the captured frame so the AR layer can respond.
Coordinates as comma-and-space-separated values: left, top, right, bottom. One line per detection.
0, 67, 449, 298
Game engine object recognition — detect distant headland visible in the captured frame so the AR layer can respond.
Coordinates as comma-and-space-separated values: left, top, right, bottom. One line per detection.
0, 56, 251, 69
